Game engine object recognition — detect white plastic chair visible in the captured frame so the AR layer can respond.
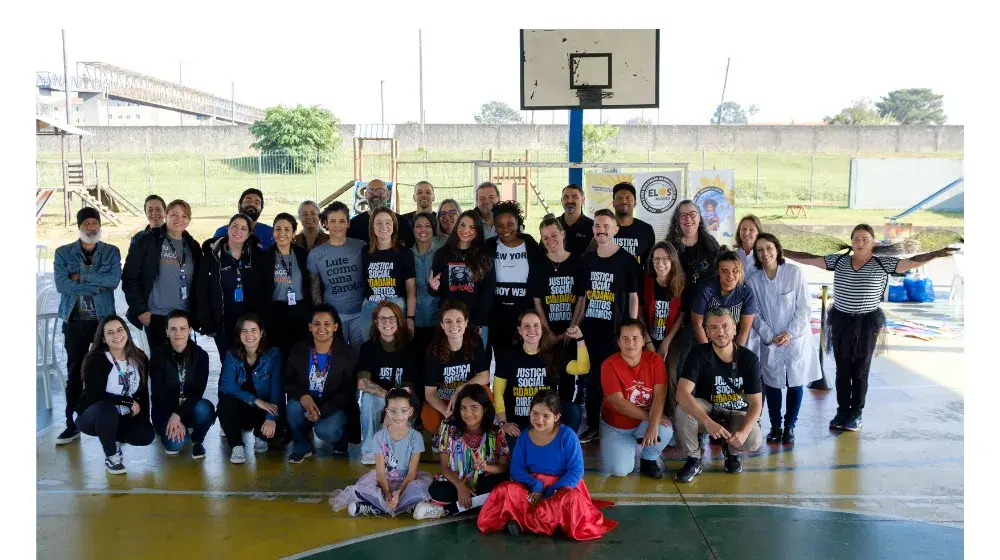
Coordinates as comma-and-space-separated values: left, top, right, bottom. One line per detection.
36, 245, 48, 277
37, 312, 65, 410
949, 252, 964, 307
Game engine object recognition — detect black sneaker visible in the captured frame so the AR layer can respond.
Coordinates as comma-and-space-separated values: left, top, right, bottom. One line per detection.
105, 446, 126, 475
55, 426, 81, 445
505, 520, 521, 537
842, 413, 863, 432
829, 411, 847, 430
639, 458, 663, 479
289, 450, 313, 464
578, 428, 600, 444
765, 426, 783, 443
192, 443, 206, 459
675, 457, 703, 483
722, 443, 742, 474
332, 439, 349, 455
348, 501, 386, 516
782, 427, 795, 445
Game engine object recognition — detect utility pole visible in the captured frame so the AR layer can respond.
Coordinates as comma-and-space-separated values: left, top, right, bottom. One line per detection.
61, 29, 71, 125
380, 80, 385, 125
231, 81, 235, 125
179, 62, 184, 126
715, 57, 731, 126
61, 29, 71, 226
418, 30, 425, 147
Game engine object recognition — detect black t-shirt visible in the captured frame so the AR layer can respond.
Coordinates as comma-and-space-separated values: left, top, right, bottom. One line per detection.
241, 359, 258, 396
357, 338, 412, 391
529, 253, 580, 335
361, 248, 416, 305
348, 211, 416, 249
423, 345, 491, 402
558, 214, 594, 258
614, 219, 656, 267
650, 280, 678, 344
574, 248, 639, 341
676, 240, 720, 311
681, 343, 761, 412
495, 347, 557, 427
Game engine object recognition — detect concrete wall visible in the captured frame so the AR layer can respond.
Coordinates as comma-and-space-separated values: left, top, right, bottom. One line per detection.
37, 124, 964, 155
848, 158, 964, 209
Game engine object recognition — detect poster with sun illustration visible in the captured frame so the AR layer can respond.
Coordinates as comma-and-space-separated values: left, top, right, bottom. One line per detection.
584, 171, 683, 239
689, 170, 736, 244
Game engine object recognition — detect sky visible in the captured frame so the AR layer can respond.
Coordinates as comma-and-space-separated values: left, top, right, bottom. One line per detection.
31, 16, 967, 126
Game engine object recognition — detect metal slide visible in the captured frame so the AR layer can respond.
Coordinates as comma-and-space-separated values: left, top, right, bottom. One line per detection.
885, 176, 964, 223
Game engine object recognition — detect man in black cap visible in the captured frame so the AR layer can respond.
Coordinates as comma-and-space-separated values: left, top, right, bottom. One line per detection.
612, 182, 656, 268
53, 207, 123, 445
213, 188, 274, 249
347, 178, 415, 247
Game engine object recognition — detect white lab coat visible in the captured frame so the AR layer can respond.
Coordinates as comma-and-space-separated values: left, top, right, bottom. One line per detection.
737, 247, 757, 278
745, 263, 821, 388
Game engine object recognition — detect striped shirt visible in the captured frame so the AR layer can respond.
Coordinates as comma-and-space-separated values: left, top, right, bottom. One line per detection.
825, 254, 900, 314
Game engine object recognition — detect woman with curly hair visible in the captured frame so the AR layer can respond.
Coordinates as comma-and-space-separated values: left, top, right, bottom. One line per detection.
421, 300, 492, 434
428, 209, 496, 347
485, 200, 543, 362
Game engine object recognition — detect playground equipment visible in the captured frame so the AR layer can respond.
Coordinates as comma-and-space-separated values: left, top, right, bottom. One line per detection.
882, 176, 964, 243
318, 125, 399, 210
485, 150, 550, 218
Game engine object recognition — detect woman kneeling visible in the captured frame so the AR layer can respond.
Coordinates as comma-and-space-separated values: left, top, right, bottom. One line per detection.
478, 391, 618, 540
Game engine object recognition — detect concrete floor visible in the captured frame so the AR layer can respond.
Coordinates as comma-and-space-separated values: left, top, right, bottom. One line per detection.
35, 269, 964, 559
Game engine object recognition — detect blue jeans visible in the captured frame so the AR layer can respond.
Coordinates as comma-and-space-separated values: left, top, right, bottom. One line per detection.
359, 392, 386, 456
154, 399, 217, 452
287, 400, 347, 455
764, 384, 804, 429
479, 325, 489, 350
599, 418, 673, 477
360, 297, 405, 343
340, 312, 365, 349
560, 402, 583, 433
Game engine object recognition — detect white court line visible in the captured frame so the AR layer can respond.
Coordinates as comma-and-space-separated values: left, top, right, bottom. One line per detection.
593, 493, 961, 501
278, 501, 963, 559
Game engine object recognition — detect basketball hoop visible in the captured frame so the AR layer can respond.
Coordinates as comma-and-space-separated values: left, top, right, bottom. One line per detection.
575, 88, 614, 109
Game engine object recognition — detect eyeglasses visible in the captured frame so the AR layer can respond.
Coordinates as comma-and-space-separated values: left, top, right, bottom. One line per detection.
439, 210, 458, 217
651, 257, 671, 264
679, 212, 699, 221
368, 188, 388, 195
377, 316, 397, 325
387, 407, 412, 416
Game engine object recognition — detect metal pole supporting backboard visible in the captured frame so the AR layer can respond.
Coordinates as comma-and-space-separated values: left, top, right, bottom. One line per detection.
568, 109, 583, 186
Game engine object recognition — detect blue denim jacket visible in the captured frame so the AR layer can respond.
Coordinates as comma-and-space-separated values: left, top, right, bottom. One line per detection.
411, 237, 445, 327
219, 346, 283, 421
53, 240, 122, 322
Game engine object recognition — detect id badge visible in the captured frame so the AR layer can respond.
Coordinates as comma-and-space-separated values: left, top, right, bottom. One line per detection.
287, 291, 297, 305
180, 285, 188, 300
234, 286, 244, 303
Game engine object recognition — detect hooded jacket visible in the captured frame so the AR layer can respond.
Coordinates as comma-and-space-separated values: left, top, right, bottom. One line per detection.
194, 235, 267, 335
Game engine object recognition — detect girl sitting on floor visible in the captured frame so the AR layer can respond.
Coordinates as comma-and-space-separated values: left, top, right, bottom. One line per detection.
478, 391, 618, 540
412, 384, 511, 520
329, 388, 432, 517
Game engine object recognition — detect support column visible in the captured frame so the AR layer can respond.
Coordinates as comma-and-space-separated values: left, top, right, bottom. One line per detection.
568, 109, 583, 186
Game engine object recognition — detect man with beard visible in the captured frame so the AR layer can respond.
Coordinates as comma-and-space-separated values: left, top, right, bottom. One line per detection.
347, 179, 415, 248
557, 184, 593, 257
475, 181, 500, 240
213, 188, 274, 249
673, 308, 763, 482
611, 182, 656, 269
401, 180, 435, 231
53, 207, 123, 445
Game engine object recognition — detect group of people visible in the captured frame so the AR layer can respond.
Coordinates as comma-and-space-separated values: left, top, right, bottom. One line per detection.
51, 177, 956, 539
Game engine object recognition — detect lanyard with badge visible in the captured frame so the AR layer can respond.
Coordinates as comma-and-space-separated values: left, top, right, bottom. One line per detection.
174, 240, 189, 301
174, 353, 187, 404
232, 253, 245, 303
309, 348, 332, 393
277, 252, 297, 305
108, 354, 130, 395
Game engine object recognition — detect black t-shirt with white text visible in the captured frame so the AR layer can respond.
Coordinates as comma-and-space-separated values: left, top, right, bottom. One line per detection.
423, 345, 491, 402
559, 214, 595, 258
495, 347, 557, 427
529, 253, 581, 335
574, 248, 639, 341
357, 338, 413, 392
681, 343, 761, 412
614, 219, 656, 266
361, 248, 416, 305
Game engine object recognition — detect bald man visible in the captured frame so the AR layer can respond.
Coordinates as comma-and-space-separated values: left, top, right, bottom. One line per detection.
347, 179, 415, 248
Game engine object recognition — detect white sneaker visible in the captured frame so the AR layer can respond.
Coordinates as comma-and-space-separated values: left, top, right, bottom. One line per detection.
413, 502, 444, 520
361, 452, 376, 465
230, 445, 246, 464
254, 437, 269, 454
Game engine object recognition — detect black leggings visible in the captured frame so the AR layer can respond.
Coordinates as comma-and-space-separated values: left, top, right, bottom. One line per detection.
217, 392, 285, 448
76, 401, 155, 456
62, 320, 99, 426
428, 473, 508, 514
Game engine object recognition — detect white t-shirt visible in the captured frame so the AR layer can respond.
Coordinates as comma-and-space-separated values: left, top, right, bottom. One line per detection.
104, 352, 140, 415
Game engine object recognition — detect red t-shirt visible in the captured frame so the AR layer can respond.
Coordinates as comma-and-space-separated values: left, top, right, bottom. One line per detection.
600, 351, 667, 430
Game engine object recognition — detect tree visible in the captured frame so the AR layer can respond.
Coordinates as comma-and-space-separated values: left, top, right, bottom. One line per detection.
624, 116, 654, 126
473, 101, 524, 124
559, 120, 620, 162
824, 97, 897, 125
250, 105, 341, 172
875, 88, 946, 124
710, 101, 748, 124
747, 104, 760, 124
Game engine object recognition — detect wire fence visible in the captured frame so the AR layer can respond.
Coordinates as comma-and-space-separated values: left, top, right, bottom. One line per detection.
36, 149, 955, 219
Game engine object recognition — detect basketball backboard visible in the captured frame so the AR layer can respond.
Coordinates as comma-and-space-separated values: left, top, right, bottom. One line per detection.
520, 29, 659, 110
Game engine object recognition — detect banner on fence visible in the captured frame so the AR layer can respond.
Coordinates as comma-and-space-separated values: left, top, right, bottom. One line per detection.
689, 170, 737, 245
584, 171, 683, 239
351, 181, 395, 217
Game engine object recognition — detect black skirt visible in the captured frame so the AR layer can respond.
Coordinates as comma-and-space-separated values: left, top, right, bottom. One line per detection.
826, 305, 887, 361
